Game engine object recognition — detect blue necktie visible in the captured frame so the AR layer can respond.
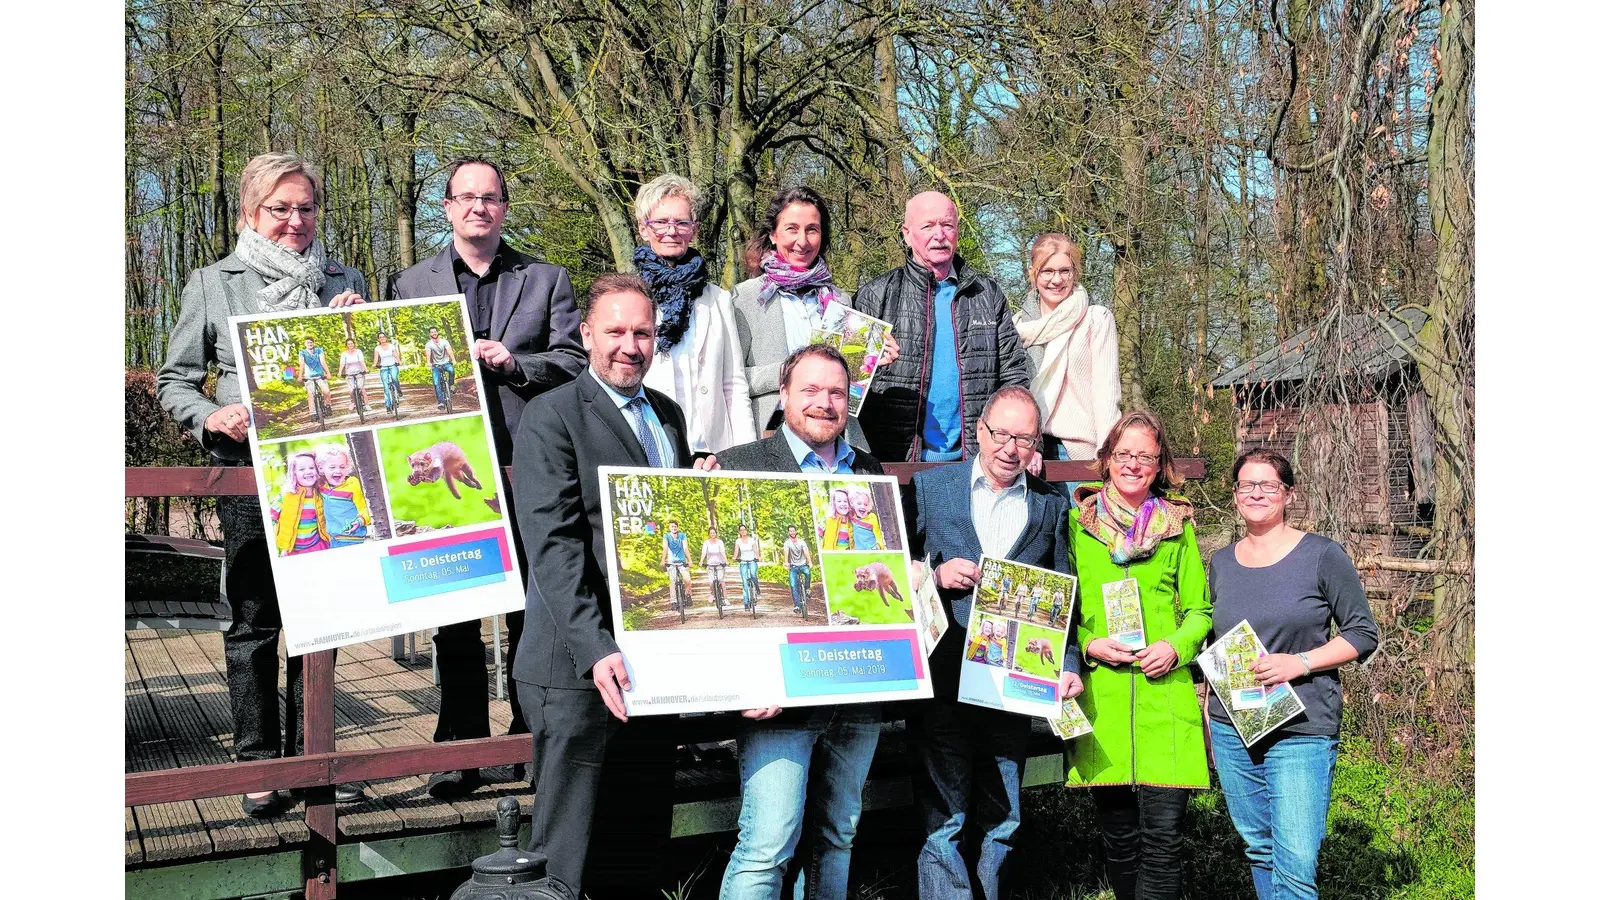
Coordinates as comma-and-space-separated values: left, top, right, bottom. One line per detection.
625, 397, 665, 467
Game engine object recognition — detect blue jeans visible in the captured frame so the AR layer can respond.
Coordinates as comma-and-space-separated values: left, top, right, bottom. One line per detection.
789, 564, 812, 611
910, 698, 1033, 899
379, 365, 400, 409
431, 362, 455, 405
1210, 719, 1339, 900
720, 705, 881, 900
741, 560, 761, 608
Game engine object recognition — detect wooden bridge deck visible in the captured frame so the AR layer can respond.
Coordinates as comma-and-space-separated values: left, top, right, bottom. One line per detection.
124, 625, 541, 867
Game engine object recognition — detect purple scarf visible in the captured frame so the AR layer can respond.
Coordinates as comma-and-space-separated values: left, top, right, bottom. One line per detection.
757, 251, 840, 313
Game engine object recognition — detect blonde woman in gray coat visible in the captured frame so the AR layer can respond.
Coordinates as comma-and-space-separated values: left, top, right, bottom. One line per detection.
730, 186, 897, 446
155, 151, 368, 819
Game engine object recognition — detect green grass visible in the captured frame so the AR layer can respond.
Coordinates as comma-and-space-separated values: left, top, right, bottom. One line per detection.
378, 418, 500, 530
819, 550, 914, 625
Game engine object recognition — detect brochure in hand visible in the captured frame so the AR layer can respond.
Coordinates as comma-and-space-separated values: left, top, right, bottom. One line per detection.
1196, 619, 1308, 746
807, 304, 894, 416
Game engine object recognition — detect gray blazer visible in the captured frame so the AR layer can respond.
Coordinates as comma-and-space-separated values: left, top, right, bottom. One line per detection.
728, 275, 869, 450
388, 244, 586, 458
156, 251, 367, 462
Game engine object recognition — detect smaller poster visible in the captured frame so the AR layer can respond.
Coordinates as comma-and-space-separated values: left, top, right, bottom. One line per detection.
1102, 578, 1147, 650
808, 304, 893, 416
1047, 698, 1094, 740
913, 558, 949, 658
1197, 619, 1308, 747
600, 467, 932, 714
228, 295, 524, 655
957, 556, 1078, 718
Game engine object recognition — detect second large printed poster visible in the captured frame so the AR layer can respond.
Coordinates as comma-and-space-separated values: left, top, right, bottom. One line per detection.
600, 466, 934, 714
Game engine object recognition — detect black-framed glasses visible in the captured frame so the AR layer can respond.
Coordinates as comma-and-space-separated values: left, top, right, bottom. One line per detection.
1110, 450, 1160, 466
644, 218, 697, 235
1234, 480, 1287, 495
259, 203, 317, 220
981, 420, 1040, 450
448, 193, 506, 207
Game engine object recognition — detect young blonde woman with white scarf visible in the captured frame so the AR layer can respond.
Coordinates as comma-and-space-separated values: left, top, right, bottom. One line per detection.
1014, 233, 1121, 477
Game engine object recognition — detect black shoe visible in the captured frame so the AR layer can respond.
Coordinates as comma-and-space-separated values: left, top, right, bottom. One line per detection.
242, 793, 283, 819
335, 783, 366, 804
426, 768, 483, 799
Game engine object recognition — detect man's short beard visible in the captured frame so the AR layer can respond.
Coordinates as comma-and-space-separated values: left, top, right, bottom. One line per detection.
786, 407, 843, 445
593, 353, 647, 391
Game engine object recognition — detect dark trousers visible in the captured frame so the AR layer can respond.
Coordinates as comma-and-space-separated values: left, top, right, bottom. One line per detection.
432, 611, 527, 742
1091, 785, 1190, 900
909, 699, 1034, 900
516, 680, 676, 896
218, 496, 306, 763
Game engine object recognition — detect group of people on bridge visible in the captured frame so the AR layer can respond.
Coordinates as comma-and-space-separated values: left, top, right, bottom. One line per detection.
156, 150, 1378, 900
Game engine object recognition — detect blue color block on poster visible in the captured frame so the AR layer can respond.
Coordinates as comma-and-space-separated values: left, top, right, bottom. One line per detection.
1002, 676, 1059, 704
780, 639, 920, 697
381, 536, 508, 603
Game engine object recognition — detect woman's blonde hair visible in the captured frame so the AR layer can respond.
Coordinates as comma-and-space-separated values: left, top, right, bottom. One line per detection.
1027, 233, 1083, 289
633, 174, 701, 226
237, 152, 324, 233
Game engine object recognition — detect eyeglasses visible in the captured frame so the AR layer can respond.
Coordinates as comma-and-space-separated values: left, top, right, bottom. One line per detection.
1110, 450, 1160, 466
982, 421, 1040, 450
259, 203, 317, 221
1037, 267, 1075, 281
1234, 480, 1287, 495
448, 193, 506, 207
645, 218, 697, 235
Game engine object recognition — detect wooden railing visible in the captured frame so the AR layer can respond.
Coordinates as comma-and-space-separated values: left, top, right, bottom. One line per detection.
124, 458, 1206, 897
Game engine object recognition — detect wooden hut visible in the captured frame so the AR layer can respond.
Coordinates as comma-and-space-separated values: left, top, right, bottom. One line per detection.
1210, 307, 1435, 598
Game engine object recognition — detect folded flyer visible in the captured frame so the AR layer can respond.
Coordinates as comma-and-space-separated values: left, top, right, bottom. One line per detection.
1197, 619, 1308, 746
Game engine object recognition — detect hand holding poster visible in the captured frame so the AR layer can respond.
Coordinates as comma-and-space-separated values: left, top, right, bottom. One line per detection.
600, 467, 933, 714
228, 296, 525, 654
1197, 619, 1308, 746
957, 556, 1078, 718
808, 304, 893, 417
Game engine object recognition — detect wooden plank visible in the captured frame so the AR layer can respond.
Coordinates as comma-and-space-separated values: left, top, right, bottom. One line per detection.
330, 654, 462, 832
125, 795, 142, 865
128, 632, 282, 855
125, 642, 214, 862
303, 651, 339, 900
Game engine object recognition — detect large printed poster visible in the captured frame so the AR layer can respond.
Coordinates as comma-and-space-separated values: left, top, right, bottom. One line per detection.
599, 466, 934, 714
958, 556, 1078, 717
228, 296, 524, 655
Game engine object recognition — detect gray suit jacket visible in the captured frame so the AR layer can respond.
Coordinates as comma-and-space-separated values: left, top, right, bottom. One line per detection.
728, 276, 870, 450
909, 461, 1081, 698
388, 244, 586, 457
714, 432, 883, 477
156, 251, 366, 462
511, 372, 693, 689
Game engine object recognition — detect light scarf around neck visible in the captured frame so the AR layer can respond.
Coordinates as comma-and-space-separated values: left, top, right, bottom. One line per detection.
234, 227, 329, 313
1080, 480, 1189, 564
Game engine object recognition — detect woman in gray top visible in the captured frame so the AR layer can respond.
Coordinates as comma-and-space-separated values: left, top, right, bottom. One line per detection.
729, 186, 897, 446
155, 151, 368, 819
1206, 449, 1380, 900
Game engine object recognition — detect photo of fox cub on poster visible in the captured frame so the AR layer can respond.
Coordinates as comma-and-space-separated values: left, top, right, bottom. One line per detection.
600, 466, 934, 715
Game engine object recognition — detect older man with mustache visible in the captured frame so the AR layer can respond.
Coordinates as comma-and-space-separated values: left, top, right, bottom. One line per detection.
853, 191, 1033, 462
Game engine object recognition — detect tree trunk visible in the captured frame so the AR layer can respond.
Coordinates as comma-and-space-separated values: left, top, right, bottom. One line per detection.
208, 27, 230, 261
1416, 0, 1474, 699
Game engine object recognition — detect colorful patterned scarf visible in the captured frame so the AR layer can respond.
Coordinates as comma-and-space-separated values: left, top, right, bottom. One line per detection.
756, 250, 841, 314
1082, 481, 1189, 564
633, 245, 708, 353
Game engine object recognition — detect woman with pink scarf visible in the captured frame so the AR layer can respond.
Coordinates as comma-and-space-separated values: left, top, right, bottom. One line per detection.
1015, 233, 1121, 469
730, 186, 898, 444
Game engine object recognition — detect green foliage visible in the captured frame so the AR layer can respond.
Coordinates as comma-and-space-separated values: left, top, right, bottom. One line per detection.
125, 369, 209, 467
398, 365, 436, 385
818, 550, 913, 625
379, 419, 499, 529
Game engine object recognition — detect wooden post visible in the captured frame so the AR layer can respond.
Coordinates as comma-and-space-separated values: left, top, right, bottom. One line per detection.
302, 649, 339, 899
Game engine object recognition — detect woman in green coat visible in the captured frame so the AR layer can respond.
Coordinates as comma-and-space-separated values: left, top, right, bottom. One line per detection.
1065, 410, 1212, 900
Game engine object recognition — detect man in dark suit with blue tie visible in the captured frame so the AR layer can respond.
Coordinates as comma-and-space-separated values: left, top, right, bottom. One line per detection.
510, 273, 699, 895
907, 385, 1085, 900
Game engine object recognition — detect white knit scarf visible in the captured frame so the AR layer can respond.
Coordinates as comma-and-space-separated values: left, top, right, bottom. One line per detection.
1016, 283, 1098, 453
235, 227, 328, 313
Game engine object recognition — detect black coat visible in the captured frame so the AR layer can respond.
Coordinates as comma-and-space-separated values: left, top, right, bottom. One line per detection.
714, 432, 885, 476
510, 371, 693, 689
851, 255, 1033, 462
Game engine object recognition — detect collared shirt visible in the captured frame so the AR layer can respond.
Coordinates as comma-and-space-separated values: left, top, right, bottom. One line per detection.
589, 367, 677, 468
778, 290, 826, 353
780, 423, 856, 474
449, 241, 509, 337
956, 457, 1030, 625
922, 276, 963, 462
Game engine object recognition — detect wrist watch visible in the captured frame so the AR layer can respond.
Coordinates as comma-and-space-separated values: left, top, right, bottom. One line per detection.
1295, 652, 1313, 677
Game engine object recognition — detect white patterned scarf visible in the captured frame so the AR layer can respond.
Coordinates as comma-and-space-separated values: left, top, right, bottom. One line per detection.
235, 227, 328, 312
